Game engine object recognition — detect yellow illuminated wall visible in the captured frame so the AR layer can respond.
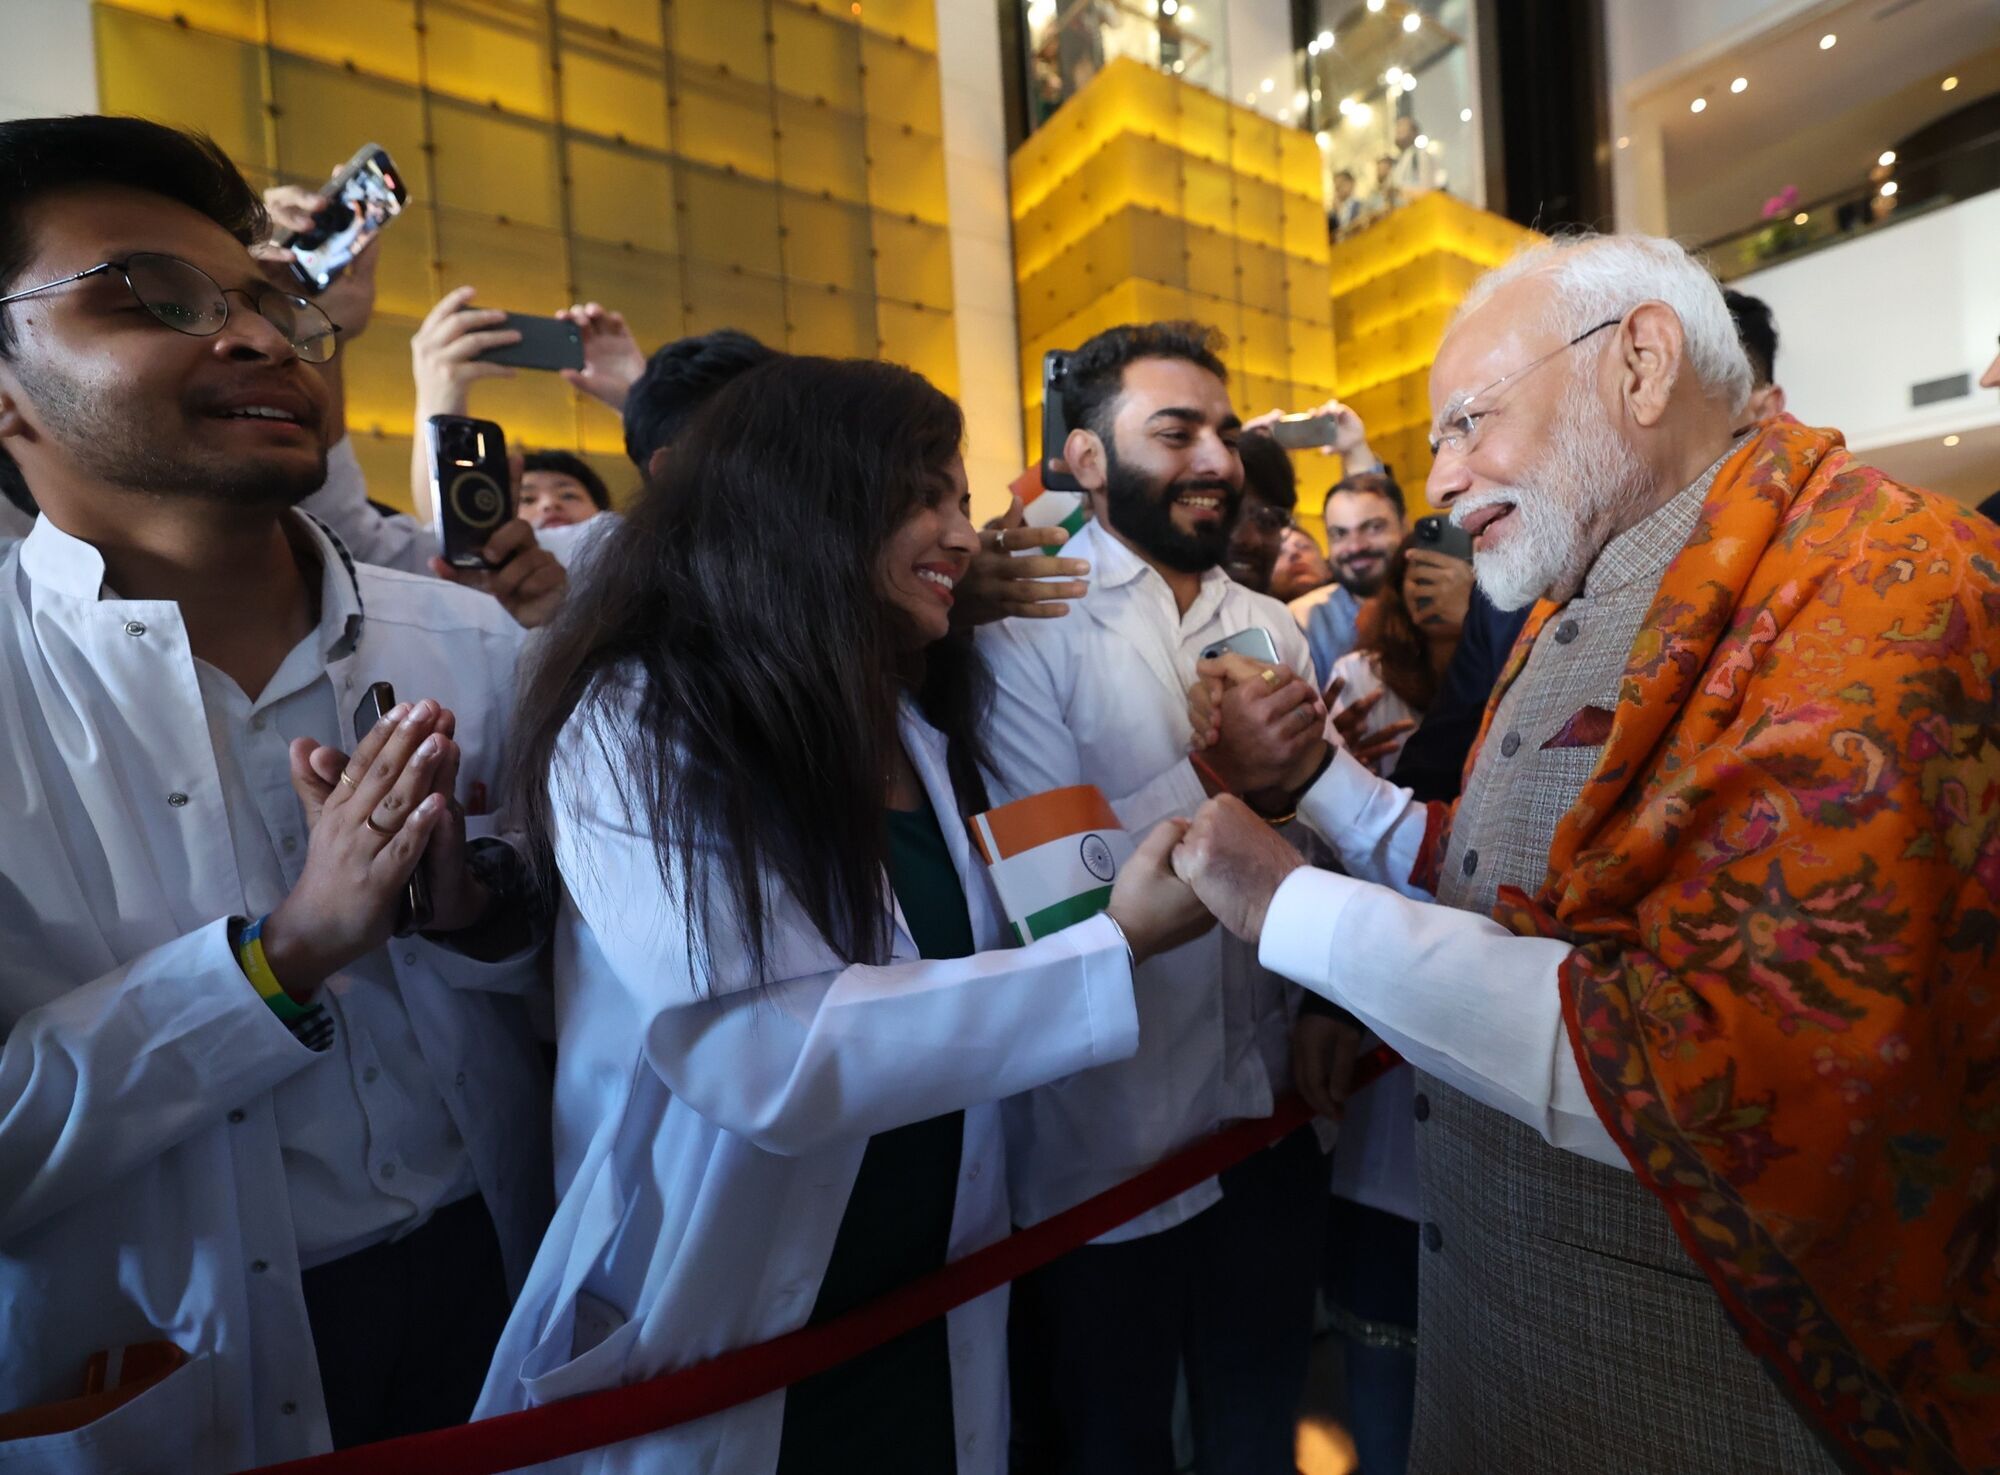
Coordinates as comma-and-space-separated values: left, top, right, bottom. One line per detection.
94, 0, 956, 510
1328, 191, 1538, 513
1009, 58, 1340, 524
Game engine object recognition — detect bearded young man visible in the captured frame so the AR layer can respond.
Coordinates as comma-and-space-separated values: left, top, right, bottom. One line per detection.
976, 322, 1342, 1472
1175, 234, 2000, 1475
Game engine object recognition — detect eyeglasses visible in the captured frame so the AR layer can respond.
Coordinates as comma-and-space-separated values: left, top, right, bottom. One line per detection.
0, 252, 339, 364
1242, 502, 1293, 533
1427, 316, 1622, 458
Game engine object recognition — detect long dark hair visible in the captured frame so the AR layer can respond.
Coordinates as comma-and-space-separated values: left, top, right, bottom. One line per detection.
510, 355, 987, 985
1356, 537, 1440, 713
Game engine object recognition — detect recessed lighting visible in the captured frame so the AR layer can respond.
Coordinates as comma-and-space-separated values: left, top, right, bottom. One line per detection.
1384, 66, 1403, 83
1350, 101, 1372, 122
1367, 0, 1384, 11
1307, 39, 1319, 55
1317, 29, 1334, 47
1819, 33, 1836, 49
1617, 135, 1630, 148
1460, 107, 1472, 122
1690, 97, 1707, 113
1414, 133, 1429, 149
1312, 88, 1322, 101
1730, 76, 1748, 93
1793, 211, 1808, 225
1402, 11, 1421, 32
1878, 150, 1897, 167
1172, 58, 1185, 72
1294, 89, 1309, 109
1338, 96, 1356, 116
1261, 77, 1275, 92
1944, 435, 1961, 447
1943, 75, 1960, 91
1161, 0, 1177, 12
1315, 130, 1331, 146
1881, 180, 1898, 197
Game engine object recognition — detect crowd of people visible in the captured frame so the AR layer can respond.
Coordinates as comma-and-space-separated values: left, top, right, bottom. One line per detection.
2, 111, 1998, 1475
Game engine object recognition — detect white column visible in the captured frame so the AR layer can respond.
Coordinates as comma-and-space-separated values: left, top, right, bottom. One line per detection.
0, 0, 96, 122
933, 0, 1024, 518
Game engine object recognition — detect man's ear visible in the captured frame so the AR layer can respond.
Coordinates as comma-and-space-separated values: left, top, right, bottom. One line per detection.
0, 368, 31, 447
1615, 301, 1685, 429
645, 444, 670, 481
1062, 424, 1108, 493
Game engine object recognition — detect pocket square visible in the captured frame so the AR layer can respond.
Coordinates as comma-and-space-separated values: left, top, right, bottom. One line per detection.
1541, 704, 1615, 750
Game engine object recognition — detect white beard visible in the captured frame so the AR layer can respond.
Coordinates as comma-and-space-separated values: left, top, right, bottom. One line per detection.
1452, 377, 1655, 611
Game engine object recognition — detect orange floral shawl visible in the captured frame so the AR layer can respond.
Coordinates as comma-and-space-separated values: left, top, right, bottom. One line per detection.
1417, 421, 2000, 1474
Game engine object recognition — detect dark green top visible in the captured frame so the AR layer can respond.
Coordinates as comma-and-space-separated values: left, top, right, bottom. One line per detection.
774, 794, 973, 1473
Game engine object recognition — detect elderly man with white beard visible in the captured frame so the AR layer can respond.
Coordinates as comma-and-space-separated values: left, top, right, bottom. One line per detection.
1176, 231, 2000, 1475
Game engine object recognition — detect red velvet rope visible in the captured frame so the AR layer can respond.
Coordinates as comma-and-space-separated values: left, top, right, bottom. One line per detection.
244, 1047, 1400, 1475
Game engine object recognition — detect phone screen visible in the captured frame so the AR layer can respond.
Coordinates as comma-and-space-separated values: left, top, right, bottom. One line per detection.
289, 147, 407, 293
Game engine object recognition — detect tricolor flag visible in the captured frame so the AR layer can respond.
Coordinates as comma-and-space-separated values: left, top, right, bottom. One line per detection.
969, 785, 1131, 945
1010, 464, 1089, 539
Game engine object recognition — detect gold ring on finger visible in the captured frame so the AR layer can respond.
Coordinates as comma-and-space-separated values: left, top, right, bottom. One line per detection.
364, 812, 396, 837
1261, 667, 1280, 686
337, 769, 360, 789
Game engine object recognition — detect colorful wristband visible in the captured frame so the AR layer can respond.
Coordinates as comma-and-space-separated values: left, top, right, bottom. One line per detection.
235, 915, 314, 1025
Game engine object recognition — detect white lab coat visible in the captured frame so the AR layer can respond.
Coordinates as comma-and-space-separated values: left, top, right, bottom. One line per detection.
476, 676, 1142, 1474
0, 514, 553, 1473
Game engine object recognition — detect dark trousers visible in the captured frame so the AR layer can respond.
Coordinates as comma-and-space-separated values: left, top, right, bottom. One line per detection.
300, 1191, 511, 1449
1323, 1197, 1419, 1475
1010, 1127, 1329, 1475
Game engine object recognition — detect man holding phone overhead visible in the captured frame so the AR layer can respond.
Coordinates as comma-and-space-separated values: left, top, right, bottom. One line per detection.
0, 116, 551, 1470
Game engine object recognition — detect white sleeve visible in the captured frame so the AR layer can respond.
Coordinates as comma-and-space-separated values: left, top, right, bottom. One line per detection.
0, 919, 321, 1240
297, 437, 439, 576
977, 622, 1208, 832
556, 718, 1141, 1159
1259, 866, 1624, 1168
1297, 744, 1432, 898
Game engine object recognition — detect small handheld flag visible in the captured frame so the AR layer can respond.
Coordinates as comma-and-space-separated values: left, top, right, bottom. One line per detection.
969, 785, 1131, 945
1009, 464, 1089, 539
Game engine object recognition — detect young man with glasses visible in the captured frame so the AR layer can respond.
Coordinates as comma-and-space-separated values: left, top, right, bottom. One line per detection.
0, 116, 551, 1470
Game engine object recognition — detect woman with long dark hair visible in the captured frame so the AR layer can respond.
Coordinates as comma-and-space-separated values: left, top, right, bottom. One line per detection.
474, 355, 1208, 1473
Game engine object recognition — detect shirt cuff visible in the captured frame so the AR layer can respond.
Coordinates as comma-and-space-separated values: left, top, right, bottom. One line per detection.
1298, 746, 1428, 897
1259, 865, 1369, 998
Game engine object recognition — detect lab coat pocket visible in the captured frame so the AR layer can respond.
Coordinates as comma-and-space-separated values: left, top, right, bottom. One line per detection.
517, 1289, 644, 1407
0, 1351, 216, 1474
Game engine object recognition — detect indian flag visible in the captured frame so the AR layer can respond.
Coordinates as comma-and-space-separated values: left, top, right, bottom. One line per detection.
969, 785, 1132, 945
1011, 465, 1089, 539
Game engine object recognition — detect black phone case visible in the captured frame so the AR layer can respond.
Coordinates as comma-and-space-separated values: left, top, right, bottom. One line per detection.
480, 315, 585, 372
427, 416, 513, 568
350, 682, 433, 937
1041, 350, 1083, 492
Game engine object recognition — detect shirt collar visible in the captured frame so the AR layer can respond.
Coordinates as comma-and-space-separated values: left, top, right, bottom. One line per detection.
20, 506, 365, 659
1582, 436, 1744, 600
1072, 514, 1232, 605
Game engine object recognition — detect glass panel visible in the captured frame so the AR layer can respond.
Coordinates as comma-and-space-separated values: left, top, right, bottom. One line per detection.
349, 429, 418, 513
423, 4, 553, 120
434, 209, 570, 311
429, 101, 561, 230
775, 95, 868, 206
679, 168, 784, 277
859, 32, 941, 139
569, 240, 684, 359
559, 43, 670, 151
94, 8, 270, 175
270, 0, 420, 84
771, 5, 862, 114
851, 0, 936, 49
876, 299, 956, 397
779, 193, 873, 292
681, 261, 788, 345
785, 281, 875, 358
557, 0, 664, 49
567, 139, 677, 253
864, 118, 947, 225
337, 312, 422, 438
350, 206, 439, 323
271, 56, 430, 201
670, 0, 771, 87
104, 0, 260, 42
473, 370, 580, 454
871, 214, 951, 311
673, 60, 778, 180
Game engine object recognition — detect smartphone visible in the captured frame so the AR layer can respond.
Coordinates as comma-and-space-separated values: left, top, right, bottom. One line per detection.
1268, 412, 1343, 450
1041, 350, 1083, 492
282, 144, 408, 294
1199, 627, 1281, 665
477, 313, 585, 372
351, 681, 433, 936
1413, 513, 1475, 562
425, 415, 513, 569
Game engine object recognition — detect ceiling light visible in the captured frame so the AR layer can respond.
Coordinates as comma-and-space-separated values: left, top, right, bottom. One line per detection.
1401, 74, 1417, 91
1295, 89, 1309, 109
1338, 96, 1356, 116
1730, 76, 1748, 93
1617, 135, 1630, 148
1819, 33, 1836, 49
1690, 97, 1707, 113
1402, 11, 1421, 32
1177, 3, 1192, 16
1943, 75, 1960, 91
1460, 107, 1472, 122
1172, 58, 1185, 72
1384, 65, 1403, 83
1318, 29, 1334, 47
1261, 77, 1275, 92
1161, 0, 1177, 11
1878, 150, 1896, 167
1414, 133, 1429, 149
1944, 435, 1961, 446
1367, 0, 1385, 11
1312, 88, 1322, 100
1880, 180, 1898, 197
1307, 39, 1317, 55
1315, 130, 1331, 146
1350, 101, 1372, 122
1793, 211, 1808, 225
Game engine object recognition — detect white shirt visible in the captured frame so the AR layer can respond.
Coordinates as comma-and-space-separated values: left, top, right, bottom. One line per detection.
1256, 746, 1624, 1169
976, 516, 1312, 1240
1326, 650, 1421, 776
298, 436, 612, 574
0, 512, 552, 1472
0, 498, 31, 543
1390, 143, 1445, 197
477, 679, 1141, 1474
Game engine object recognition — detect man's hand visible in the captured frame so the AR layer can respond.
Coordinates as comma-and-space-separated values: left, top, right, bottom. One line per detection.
430, 515, 568, 630
265, 700, 457, 996
557, 301, 647, 411
1404, 548, 1473, 634
1292, 1012, 1364, 1120
1322, 675, 1419, 773
412, 287, 520, 419
1170, 795, 1306, 942
1193, 653, 1328, 807
1104, 818, 1216, 963
1288, 398, 1381, 471
260, 184, 380, 341
952, 497, 1090, 624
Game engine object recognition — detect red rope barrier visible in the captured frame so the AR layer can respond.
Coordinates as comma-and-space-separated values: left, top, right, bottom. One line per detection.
245, 1047, 1401, 1475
